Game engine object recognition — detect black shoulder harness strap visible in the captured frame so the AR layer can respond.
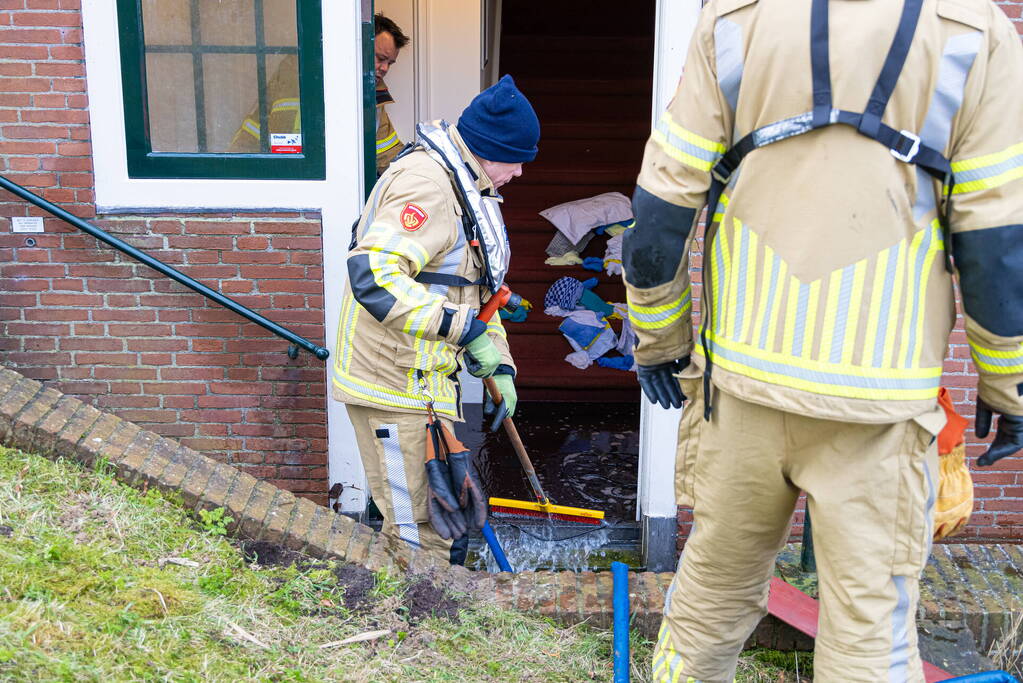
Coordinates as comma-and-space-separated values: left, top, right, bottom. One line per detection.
700, 0, 956, 419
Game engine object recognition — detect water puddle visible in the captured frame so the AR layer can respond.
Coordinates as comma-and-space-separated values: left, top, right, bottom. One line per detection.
459, 402, 640, 522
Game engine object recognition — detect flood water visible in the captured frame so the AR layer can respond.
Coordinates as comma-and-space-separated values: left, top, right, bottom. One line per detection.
457, 402, 641, 522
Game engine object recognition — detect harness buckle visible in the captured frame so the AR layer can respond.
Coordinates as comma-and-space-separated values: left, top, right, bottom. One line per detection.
891, 130, 921, 163
711, 162, 732, 185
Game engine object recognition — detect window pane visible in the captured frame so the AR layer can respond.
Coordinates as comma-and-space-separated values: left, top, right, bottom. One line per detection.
140, 0, 301, 154
145, 53, 198, 152
198, 0, 255, 46
263, 0, 298, 46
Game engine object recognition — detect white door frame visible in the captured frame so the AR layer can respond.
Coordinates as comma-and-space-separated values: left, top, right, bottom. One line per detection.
636, 0, 702, 569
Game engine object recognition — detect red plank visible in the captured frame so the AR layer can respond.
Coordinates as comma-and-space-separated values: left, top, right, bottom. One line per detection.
766, 577, 952, 681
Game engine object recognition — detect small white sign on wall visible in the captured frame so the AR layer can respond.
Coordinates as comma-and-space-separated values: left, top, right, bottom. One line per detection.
11, 217, 43, 233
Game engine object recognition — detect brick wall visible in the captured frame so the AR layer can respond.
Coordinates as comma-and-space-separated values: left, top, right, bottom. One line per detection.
0, 1, 1022, 523
0, 1, 330, 504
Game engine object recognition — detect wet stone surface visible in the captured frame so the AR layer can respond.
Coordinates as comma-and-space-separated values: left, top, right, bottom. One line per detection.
460, 401, 640, 522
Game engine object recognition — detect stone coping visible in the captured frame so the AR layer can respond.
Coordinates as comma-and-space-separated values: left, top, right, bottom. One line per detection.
1, 365, 1018, 655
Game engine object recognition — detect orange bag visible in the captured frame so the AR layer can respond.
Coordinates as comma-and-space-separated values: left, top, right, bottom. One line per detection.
932, 388, 973, 541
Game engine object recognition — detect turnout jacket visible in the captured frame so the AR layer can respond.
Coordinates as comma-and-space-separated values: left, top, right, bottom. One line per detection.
624, 0, 1023, 423
333, 125, 514, 420
376, 87, 403, 175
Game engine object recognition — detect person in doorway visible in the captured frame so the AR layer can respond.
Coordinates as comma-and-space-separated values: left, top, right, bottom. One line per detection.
373, 13, 409, 175
333, 74, 540, 565
229, 13, 408, 176
622, 1, 1023, 681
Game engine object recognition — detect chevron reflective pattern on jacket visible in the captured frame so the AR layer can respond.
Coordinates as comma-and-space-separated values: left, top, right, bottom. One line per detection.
696, 210, 946, 401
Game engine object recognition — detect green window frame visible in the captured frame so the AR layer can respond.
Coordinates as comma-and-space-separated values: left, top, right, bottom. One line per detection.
116, 0, 325, 180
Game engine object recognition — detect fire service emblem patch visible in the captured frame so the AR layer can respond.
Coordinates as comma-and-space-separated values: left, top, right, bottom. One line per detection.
400, 203, 428, 231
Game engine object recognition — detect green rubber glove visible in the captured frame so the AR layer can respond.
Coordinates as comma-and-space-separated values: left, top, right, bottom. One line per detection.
487, 373, 517, 432
463, 333, 501, 378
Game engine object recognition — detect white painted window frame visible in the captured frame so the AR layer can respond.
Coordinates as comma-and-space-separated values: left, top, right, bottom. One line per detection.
80, 0, 369, 512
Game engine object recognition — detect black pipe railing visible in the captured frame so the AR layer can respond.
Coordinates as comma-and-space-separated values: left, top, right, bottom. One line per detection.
0, 175, 330, 361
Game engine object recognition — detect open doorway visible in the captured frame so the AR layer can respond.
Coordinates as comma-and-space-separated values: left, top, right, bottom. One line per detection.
473, 0, 657, 528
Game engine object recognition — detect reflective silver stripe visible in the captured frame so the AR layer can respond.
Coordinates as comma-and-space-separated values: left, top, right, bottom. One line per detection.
913, 31, 981, 220
379, 424, 421, 548
792, 281, 810, 357
654, 117, 723, 165
706, 337, 941, 392
889, 575, 911, 682
872, 241, 902, 368
630, 290, 691, 325
902, 225, 936, 366
923, 456, 935, 561
971, 347, 1023, 368
954, 150, 1023, 184
830, 265, 856, 363
331, 372, 458, 415
714, 18, 744, 112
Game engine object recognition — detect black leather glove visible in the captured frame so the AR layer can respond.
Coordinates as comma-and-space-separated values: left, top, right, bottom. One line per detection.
425, 458, 467, 540
637, 356, 690, 410
974, 398, 1023, 467
446, 449, 488, 532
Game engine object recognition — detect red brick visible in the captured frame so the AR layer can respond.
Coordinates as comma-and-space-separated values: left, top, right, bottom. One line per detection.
73, 353, 138, 366
159, 367, 225, 381
236, 236, 269, 250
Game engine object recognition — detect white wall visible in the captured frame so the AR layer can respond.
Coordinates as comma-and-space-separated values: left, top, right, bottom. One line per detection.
637, 0, 703, 522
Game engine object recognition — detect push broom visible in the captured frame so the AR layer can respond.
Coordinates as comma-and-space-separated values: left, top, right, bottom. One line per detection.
477, 286, 606, 526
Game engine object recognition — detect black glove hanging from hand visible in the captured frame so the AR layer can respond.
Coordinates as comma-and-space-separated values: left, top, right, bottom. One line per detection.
424, 422, 468, 540
446, 449, 488, 531
974, 398, 1023, 467
636, 355, 691, 410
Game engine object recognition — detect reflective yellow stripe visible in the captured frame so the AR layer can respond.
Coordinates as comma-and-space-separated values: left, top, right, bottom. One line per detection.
240, 118, 260, 138
487, 318, 508, 339
270, 97, 300, 113
738, 224, 758, 344
652, 112, 725, 172
365, 223, 430, 269
913, 224, 944, 366
696, 331, 941, 400
949, 141, 1023, 194
765, 255, 786, 354
842, 259, 868, 365
712, 192, 730, 224
752, 244, 776, 349
970, 340, 1023, 374
863, 248, 889, 367
802, 280, 820, 360
818, 269, 843, 365
782, 276, 798, 359
630, 288, 693, 330
897, 228, 925, 366
883, 235, 909, 368
376, 131, 400, 153
724, 219, 740, 338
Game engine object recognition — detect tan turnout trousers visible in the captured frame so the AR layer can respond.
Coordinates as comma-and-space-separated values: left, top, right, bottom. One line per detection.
347, 404, 456, 564
657, 380, 940, 683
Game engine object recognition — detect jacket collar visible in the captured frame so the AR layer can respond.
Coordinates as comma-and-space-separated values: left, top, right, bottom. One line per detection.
445, 124, 496, 195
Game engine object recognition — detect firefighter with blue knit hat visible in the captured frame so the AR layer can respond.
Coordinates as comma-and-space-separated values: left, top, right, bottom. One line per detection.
334, 75, 539, 565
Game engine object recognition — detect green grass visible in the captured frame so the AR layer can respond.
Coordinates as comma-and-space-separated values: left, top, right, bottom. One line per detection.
0, 445, 806, 682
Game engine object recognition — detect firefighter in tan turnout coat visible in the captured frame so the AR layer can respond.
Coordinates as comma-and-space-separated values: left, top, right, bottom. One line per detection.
622, 0, 1023, 680
334, 75, 539, 565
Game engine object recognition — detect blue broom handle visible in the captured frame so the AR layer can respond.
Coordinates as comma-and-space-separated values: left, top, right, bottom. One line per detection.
482, 521, 513, 572
612, 561, 631, 682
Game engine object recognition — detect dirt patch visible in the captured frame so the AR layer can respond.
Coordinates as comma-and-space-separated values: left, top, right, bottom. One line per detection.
240, 540, 309, 568
334, 564, 375, 611
0, 525, 12, 537
403, 575, 463, 623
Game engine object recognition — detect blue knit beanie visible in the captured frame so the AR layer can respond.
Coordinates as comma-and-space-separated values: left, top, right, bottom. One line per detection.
457, 75, 540, 163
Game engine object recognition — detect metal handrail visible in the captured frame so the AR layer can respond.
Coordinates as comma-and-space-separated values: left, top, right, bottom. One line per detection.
0, 175, 330, 361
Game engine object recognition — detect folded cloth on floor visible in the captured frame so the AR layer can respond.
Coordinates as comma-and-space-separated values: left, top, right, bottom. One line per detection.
603, 232, 624, 275
545, 251, 583, 266
597, 355, 636, 371
499, 306, 529, 323
544, 276, 615, 318
540, 192, 633, 244
545, 231, 594, 258
559, 310, 617, 370
582, 256, 604, 272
